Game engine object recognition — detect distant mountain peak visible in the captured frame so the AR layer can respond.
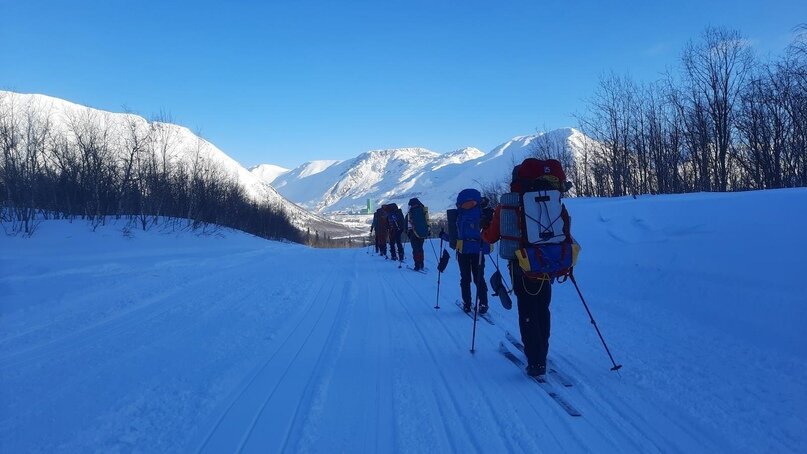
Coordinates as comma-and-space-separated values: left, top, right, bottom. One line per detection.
261, 128, 591, 214
249, 164, 290, 184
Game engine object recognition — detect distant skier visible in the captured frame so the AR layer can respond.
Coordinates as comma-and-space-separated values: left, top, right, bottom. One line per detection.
370, 209, 380, 254
384, 203, 406, 262
405, 198, 430, 271
482, 159, 576, 378
373, 207, 389, 257
449, 189, 491, 314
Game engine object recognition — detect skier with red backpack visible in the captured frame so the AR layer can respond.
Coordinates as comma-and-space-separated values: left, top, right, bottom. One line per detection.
482, 158, 578, 378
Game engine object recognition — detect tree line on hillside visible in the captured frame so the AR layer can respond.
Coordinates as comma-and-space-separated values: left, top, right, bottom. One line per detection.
526, 25, 807, 198
0, 96, 302, 242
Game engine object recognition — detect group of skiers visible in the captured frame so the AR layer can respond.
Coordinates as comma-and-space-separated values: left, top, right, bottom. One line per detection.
370, 198, 430, 270
368, 158, 578, 379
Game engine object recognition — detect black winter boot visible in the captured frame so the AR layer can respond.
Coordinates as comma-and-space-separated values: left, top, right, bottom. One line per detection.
526, 364, 546, 379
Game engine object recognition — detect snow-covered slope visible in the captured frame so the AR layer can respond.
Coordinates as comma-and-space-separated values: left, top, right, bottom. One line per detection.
313, 147, 442, 212
257, 128, 589, 214
265, 146, 481, 214
431, 146, 485, 170
248, 164, 289, 184
2, 189, 804, 452
0, 91, 353, 236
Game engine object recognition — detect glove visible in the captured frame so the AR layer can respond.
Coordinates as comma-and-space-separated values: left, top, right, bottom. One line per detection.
489, 270, 512, 310
437, 249, 451, 273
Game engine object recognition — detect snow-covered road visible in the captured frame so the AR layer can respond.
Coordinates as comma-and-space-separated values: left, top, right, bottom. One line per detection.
2, 190, 806, 453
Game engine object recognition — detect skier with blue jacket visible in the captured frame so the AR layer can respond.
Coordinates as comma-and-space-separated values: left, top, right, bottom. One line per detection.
451, 189, 492, 314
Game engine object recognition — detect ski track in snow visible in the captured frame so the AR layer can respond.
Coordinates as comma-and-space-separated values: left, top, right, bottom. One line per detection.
2, 197, 806, 453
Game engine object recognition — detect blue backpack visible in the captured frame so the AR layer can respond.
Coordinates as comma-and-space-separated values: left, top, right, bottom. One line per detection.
407, 198, 430, 239
455, 189, 490, 254
383, 203, 403, 234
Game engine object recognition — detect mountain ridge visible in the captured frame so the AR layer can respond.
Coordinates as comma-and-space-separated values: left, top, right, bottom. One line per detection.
256, 128, 591, 214
1, 90, 355, 236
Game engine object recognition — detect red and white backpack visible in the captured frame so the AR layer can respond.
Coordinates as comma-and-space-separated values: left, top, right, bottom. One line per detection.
499, 158, 579, 280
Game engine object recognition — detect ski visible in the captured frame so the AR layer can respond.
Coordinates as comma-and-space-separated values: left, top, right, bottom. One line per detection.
405, 265, 429, 274
454, 300, 494, 325
499, 342, 581, 417
505, 331, 574, 387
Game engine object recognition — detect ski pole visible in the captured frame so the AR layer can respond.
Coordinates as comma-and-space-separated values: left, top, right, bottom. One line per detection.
470, 248, 484, 353
569, 272, 623, 372
428, 234, 440, 261
434, 237, 443, 309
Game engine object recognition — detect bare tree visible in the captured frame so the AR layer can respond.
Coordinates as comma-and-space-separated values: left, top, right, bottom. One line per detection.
118, 110, 149, 218
532, 128, 575, 171
0, 96, 303, 242
478, 177, 510, 205
681, 26, 755, 191
577, 73, 639, 196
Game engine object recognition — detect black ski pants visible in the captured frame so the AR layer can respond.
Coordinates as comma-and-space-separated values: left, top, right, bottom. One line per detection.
389, 230, 404, 260
457, 252, 487, 306
511, 265, 552, 367
408, 231, 425, 266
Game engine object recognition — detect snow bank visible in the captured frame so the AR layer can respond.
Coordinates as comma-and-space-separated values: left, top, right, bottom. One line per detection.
550, 188, 807, 452
567, 189, 807, 357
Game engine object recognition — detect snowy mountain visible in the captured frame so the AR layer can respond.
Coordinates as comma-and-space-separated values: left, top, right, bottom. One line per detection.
255, 128, 591, 214
248, 163, 289, 184
0, 91, 355, 236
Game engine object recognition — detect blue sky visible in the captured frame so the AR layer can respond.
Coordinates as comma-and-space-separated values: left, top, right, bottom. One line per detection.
1, 0, 804, 169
